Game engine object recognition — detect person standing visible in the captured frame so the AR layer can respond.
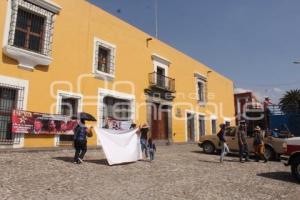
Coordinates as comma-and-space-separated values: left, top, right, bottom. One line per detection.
147, 138, 156, 162
217, 124, 230, 163
73, 119, 92, 164
263, 97, 272, 130
139, 123, 150, 159
253, 126, 268, 163
237, 121, 249, 163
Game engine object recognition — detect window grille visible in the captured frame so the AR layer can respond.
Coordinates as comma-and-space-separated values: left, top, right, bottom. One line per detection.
58, 97, 79, 145
8, 0, 55, 56
94, 40, 116, 75
0, 84, 24, 144
211, 119, 217, 135
103, 97, 131, 123
199, 116, 205, 136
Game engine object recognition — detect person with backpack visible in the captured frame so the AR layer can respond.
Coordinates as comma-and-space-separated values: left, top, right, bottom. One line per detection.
217, 124, 229, 163
73, 119, 93, 164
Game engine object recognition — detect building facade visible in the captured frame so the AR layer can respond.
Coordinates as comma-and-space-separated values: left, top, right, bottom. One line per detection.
234, 91, 265, 132
0, 0, 235, 148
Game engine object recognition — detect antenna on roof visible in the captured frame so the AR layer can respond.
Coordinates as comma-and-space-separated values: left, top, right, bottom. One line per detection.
154, 0, 158, 38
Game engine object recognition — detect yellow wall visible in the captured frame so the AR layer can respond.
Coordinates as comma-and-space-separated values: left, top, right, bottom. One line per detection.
0, 0, 235, 148
24, 135, 55, 148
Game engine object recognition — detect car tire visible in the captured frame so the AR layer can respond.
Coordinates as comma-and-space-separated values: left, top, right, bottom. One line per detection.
291, 156, 300, 183
202, 142, 215, 154
264, 146, 275, 161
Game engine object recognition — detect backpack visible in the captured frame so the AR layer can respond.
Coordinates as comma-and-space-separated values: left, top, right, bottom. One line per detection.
74, 125, 87, 141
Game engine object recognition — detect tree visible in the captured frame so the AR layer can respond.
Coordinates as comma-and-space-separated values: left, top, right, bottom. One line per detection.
279, 89, 300, 114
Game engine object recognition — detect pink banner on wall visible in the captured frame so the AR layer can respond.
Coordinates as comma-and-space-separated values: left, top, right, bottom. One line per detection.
12, 110, 78, 135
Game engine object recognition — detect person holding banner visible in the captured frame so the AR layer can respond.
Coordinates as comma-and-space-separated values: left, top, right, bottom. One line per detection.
138, 123, 150, 160
73, 119, 93, 164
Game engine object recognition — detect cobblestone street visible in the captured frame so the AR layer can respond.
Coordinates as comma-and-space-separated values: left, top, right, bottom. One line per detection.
0, 144, 299, 200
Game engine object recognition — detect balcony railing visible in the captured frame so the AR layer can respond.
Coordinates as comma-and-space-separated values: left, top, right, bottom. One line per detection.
149, 72, 175, 93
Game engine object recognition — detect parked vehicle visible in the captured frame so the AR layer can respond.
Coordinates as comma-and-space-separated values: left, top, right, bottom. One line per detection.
280, 137, 300, 183
199, 126, 287, 160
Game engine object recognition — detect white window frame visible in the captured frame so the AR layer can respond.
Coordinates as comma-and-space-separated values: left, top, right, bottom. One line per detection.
185, 110, 196, 142
0, 75, 29, 149
210, 115, 217, 135
55, 91, 83, 146
197, 113, 206, 139
97, 89, 135, 145
152, 53, 170, 86
194, 72, 207, 105
2, 0, 61, 70
152, 54, 170, 76
92, 37, 116, 81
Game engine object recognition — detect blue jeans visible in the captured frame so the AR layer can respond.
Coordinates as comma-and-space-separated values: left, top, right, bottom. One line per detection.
220, 141, 229, 162
140, 138, 148, 158
239, 144, 249, 161
149, 149, 155, 161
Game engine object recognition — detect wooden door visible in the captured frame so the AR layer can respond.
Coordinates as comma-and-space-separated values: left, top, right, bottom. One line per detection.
151, 104, 168, 140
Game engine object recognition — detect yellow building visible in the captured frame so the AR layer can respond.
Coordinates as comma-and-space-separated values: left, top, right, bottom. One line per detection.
0, 0, 235, 148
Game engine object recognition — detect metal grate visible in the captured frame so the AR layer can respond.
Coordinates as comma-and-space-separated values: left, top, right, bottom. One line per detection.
57, 97, 79, 145
0, 84, 24, 144
149, 72, 175, 93
8, 0, 55, 56
94, 41, 115, 75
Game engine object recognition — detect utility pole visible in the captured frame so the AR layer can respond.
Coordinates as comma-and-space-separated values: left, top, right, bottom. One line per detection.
154, 0, 158, 38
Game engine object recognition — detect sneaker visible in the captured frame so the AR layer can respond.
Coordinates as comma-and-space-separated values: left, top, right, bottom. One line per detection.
78, 158, 83, 164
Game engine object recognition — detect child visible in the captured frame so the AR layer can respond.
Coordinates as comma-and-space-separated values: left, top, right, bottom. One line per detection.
147, 138, 156, 161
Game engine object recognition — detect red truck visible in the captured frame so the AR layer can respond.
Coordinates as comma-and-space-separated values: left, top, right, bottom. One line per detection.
281, 137, 300, 182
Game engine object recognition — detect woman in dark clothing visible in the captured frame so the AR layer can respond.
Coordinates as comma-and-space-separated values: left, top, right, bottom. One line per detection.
139, 123, 150, 159
73, 119, 92, 164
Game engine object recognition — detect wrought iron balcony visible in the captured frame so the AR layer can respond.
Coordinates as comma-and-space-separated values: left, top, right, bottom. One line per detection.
149, 72, 175, 93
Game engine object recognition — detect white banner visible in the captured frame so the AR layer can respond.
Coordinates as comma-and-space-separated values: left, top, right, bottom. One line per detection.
95, 128, 142, 165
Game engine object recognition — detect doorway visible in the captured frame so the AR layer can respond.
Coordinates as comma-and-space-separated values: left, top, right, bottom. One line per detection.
156, 67, 166, 88
187, 112, 195, 142
151, 103, 169, 140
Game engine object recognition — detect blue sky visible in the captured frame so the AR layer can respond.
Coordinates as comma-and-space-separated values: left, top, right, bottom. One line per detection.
90, 0, 300, 103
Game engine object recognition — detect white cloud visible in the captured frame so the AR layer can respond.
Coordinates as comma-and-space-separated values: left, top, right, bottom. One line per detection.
273, 87, 283, 93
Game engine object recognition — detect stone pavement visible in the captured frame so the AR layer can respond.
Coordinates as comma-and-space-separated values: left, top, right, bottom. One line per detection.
0, 144, 299, 200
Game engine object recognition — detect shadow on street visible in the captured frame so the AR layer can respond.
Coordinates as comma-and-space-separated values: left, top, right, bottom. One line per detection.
257, 172, 298, 184
52, 156, 108, 166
